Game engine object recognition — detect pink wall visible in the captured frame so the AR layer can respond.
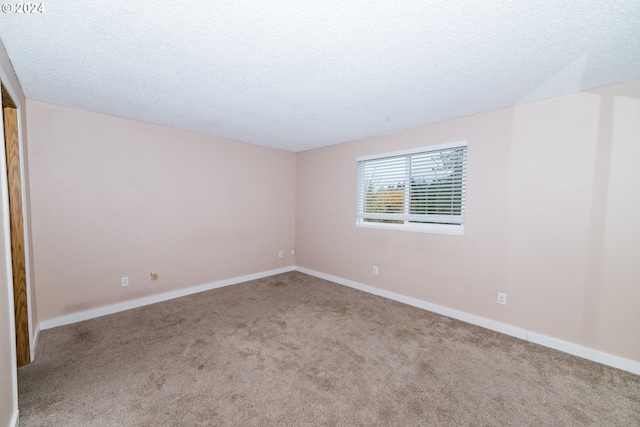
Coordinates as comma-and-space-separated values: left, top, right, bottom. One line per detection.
27, 101, 296, 322
24, 79, 640, 365
296, 79, 640, 362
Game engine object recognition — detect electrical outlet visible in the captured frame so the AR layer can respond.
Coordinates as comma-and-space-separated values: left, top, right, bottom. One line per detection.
278, 251, 283, 258
291, 249, 295, 256
497, 292, 507, 305
373, 266, 379, 275
120, 277, 129, 287
150, 272, 159, 282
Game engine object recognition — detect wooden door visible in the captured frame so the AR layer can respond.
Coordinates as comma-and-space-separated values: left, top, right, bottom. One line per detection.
1, 84, 30, 366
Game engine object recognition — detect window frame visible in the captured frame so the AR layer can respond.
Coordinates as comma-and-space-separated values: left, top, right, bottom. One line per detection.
356, 140, 467, 236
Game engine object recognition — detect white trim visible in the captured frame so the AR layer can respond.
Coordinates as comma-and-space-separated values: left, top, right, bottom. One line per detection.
33, 264, 640, 375
295, 266, 640, 376
526, 332, 640, 375
38, 266, 295, 330
2, 58, 36, 361
7, 96, 37, 361
8, 411, 18, 427
31, 321, 41, 357
0, 79, 20, 415
7, 411, 20, 427
356, 221, 464, 236
356, 140, 468, 162
15, 108, 36, 360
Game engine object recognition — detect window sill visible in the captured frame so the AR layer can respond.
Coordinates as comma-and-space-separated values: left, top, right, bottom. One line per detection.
355, 221, 464, 236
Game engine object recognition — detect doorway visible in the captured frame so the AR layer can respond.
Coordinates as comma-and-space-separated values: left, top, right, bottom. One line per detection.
1, 83, 30, 367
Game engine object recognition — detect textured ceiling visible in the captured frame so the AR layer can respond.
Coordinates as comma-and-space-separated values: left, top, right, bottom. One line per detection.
1, 1, 639, 152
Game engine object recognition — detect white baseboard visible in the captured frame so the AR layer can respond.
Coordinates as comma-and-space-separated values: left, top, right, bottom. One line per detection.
30, 322, 41, 362
33, 264, 639, 375
38, 266, 295, 331
295, 266, 640, 376
526, 332, 640, 375
8, 411, 18, 427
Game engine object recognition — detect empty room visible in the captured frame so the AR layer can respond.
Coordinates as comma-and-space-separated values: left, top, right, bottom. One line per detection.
1, 1, 639, 426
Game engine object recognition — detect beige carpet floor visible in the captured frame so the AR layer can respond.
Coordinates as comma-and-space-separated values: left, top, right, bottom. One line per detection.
18, 271, 640, 426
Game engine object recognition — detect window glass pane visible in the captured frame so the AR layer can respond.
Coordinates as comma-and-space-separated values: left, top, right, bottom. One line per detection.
362, 156, 406, 215
409, 147, 464, 216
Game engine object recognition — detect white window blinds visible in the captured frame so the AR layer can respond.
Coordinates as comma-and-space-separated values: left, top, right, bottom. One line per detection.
357, 141, 467, 230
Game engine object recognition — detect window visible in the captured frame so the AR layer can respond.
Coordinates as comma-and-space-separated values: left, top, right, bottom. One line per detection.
356, 141, 467, 235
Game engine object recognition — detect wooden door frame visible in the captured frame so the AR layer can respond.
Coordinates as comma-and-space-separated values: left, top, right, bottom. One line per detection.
0, 78, 35, 364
